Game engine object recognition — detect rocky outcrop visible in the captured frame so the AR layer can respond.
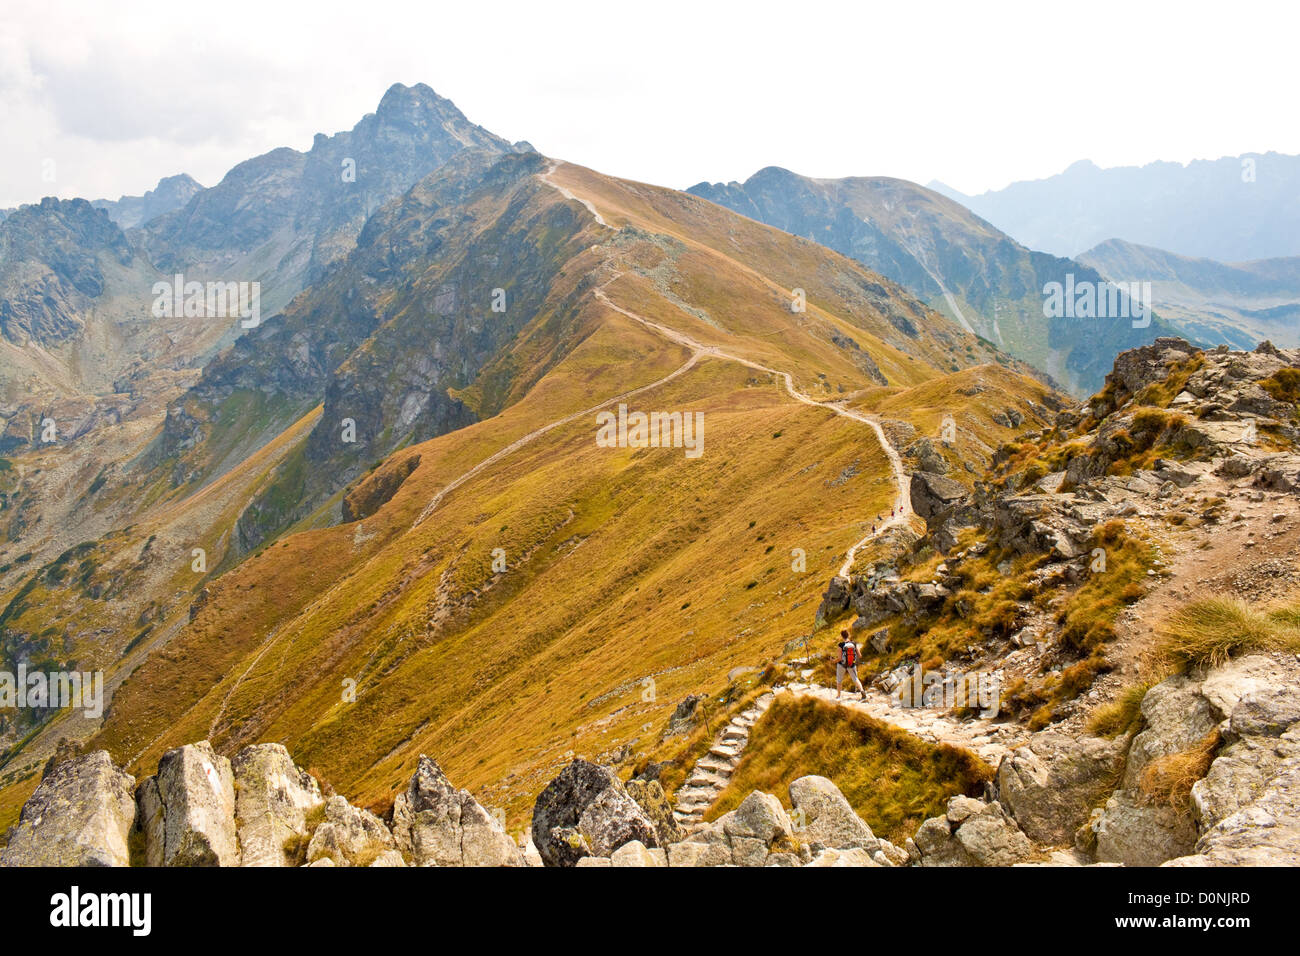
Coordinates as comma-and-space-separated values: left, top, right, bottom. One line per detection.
1094, 790, 1197, 866
1164, 664, 1300, 866
138, 741, 239, 867
1081, 655, 1300, 867
909, 471, 975, 551
0, 750, 136, 867
390, 755, 524, 867
231, 744, 324, 867
670, 791, 801, 867
1120, 676, 1220, 789
304, 796, 396, 867
910, 795, 1034, 866
530, 759, 658, 867
625, 777, 683, 846
789, 775, 879, 854
997, 733, 1125, 845
574, 839, 669, 867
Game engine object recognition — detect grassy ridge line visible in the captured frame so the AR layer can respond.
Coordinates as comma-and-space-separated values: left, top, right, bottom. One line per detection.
590, 279, 916, 574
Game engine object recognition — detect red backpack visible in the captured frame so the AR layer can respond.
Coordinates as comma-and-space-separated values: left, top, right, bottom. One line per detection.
841, 642, 857, 667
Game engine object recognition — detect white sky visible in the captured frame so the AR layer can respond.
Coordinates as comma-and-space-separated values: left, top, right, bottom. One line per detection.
2, 0, 1297, 208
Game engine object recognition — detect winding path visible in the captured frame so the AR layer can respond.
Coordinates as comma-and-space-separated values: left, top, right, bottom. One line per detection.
410, 166, 913, 587
673, 682, 1026, 830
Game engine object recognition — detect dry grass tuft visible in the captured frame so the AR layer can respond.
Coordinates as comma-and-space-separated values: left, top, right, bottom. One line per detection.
1157, 597, 1300, 670
1138, 729, 1222, 812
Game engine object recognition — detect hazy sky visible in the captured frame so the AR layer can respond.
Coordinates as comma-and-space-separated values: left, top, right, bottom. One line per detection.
2, 0, 1297, 207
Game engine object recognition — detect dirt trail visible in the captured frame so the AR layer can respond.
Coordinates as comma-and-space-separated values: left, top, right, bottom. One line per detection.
408, 169, 913, 581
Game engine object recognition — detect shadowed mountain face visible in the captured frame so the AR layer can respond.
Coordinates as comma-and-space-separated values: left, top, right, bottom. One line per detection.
0, 198, 134, 346
139, 82, 521, 318
688, 167, 1175, 395
0, 85, 535, 579
1080, 238, 1300, 350
933, 152, 1300, 262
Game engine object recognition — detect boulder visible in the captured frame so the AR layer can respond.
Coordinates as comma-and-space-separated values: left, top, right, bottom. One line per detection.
625, 777, 683, 846
664, 840, 731, 867
952, 801, 1035, 865
1200, 654, 1300, 725
304, 795, 396, 867
788, 775, 877, 852
139, 740, 239, 867
1191, 734, 1293, 829
997, 733, 1125, 845
816, 575, 854, 624
1095, 789, 1197, 866
0, 750, 135, 867
804, 846, 878, 867
1122, 676, 1219, 788
231, 743, 324, 867
609, 840, 666, 867
666, 695, 705, 737
682, 791, 799, 867
909, 471, 969, 522
390, 755, 523, 867
912, 797, 1034, 867
1230, 688, 1300, 739
531, 759, 657, 867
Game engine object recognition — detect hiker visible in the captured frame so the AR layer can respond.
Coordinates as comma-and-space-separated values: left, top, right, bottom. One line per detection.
836, 629, 866, 701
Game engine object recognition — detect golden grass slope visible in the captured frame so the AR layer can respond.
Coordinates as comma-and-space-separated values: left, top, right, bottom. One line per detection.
5, 158, 1057, 832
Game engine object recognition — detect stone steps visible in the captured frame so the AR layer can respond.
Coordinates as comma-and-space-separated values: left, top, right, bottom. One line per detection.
671, 696, 774, 828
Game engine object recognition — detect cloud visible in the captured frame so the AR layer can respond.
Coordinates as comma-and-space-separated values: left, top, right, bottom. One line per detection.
0, 0, 1297, 208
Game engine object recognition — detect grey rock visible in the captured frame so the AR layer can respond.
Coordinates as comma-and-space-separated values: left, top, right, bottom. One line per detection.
304, 795, 396, 867
0, 750, 135, 867
231, 743, 324, 867
531, 759, 657, 866
997, 732, 1125, 845
390, 755, 523, 867
141, 740, 239, 867
789, 775, 877, 852
1095, 789, 1197, 866
1123, 676, 1219, 789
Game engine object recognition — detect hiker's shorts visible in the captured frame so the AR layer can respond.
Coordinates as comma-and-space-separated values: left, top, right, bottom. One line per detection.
836, 663, 862, 684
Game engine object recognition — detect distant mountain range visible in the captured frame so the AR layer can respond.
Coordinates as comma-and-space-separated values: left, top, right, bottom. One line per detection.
688, 168, 1175, 394
91, 174, 204, 230
931, 152, 1300, 261
1078, 238, 1300, 349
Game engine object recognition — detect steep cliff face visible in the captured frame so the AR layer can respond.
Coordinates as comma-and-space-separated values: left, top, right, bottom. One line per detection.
0, 197, 135, 347
152, 150, 607, 552
139, 83, 520, 318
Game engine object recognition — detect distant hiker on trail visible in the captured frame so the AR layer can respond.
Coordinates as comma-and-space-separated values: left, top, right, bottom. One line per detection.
836, 629, 866, 701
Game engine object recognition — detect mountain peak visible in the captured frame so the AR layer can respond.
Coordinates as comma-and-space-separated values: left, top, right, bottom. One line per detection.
376, 81, 454, 117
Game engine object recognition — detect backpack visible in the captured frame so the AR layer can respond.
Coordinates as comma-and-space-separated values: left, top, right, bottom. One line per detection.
841, 642, 857, 667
